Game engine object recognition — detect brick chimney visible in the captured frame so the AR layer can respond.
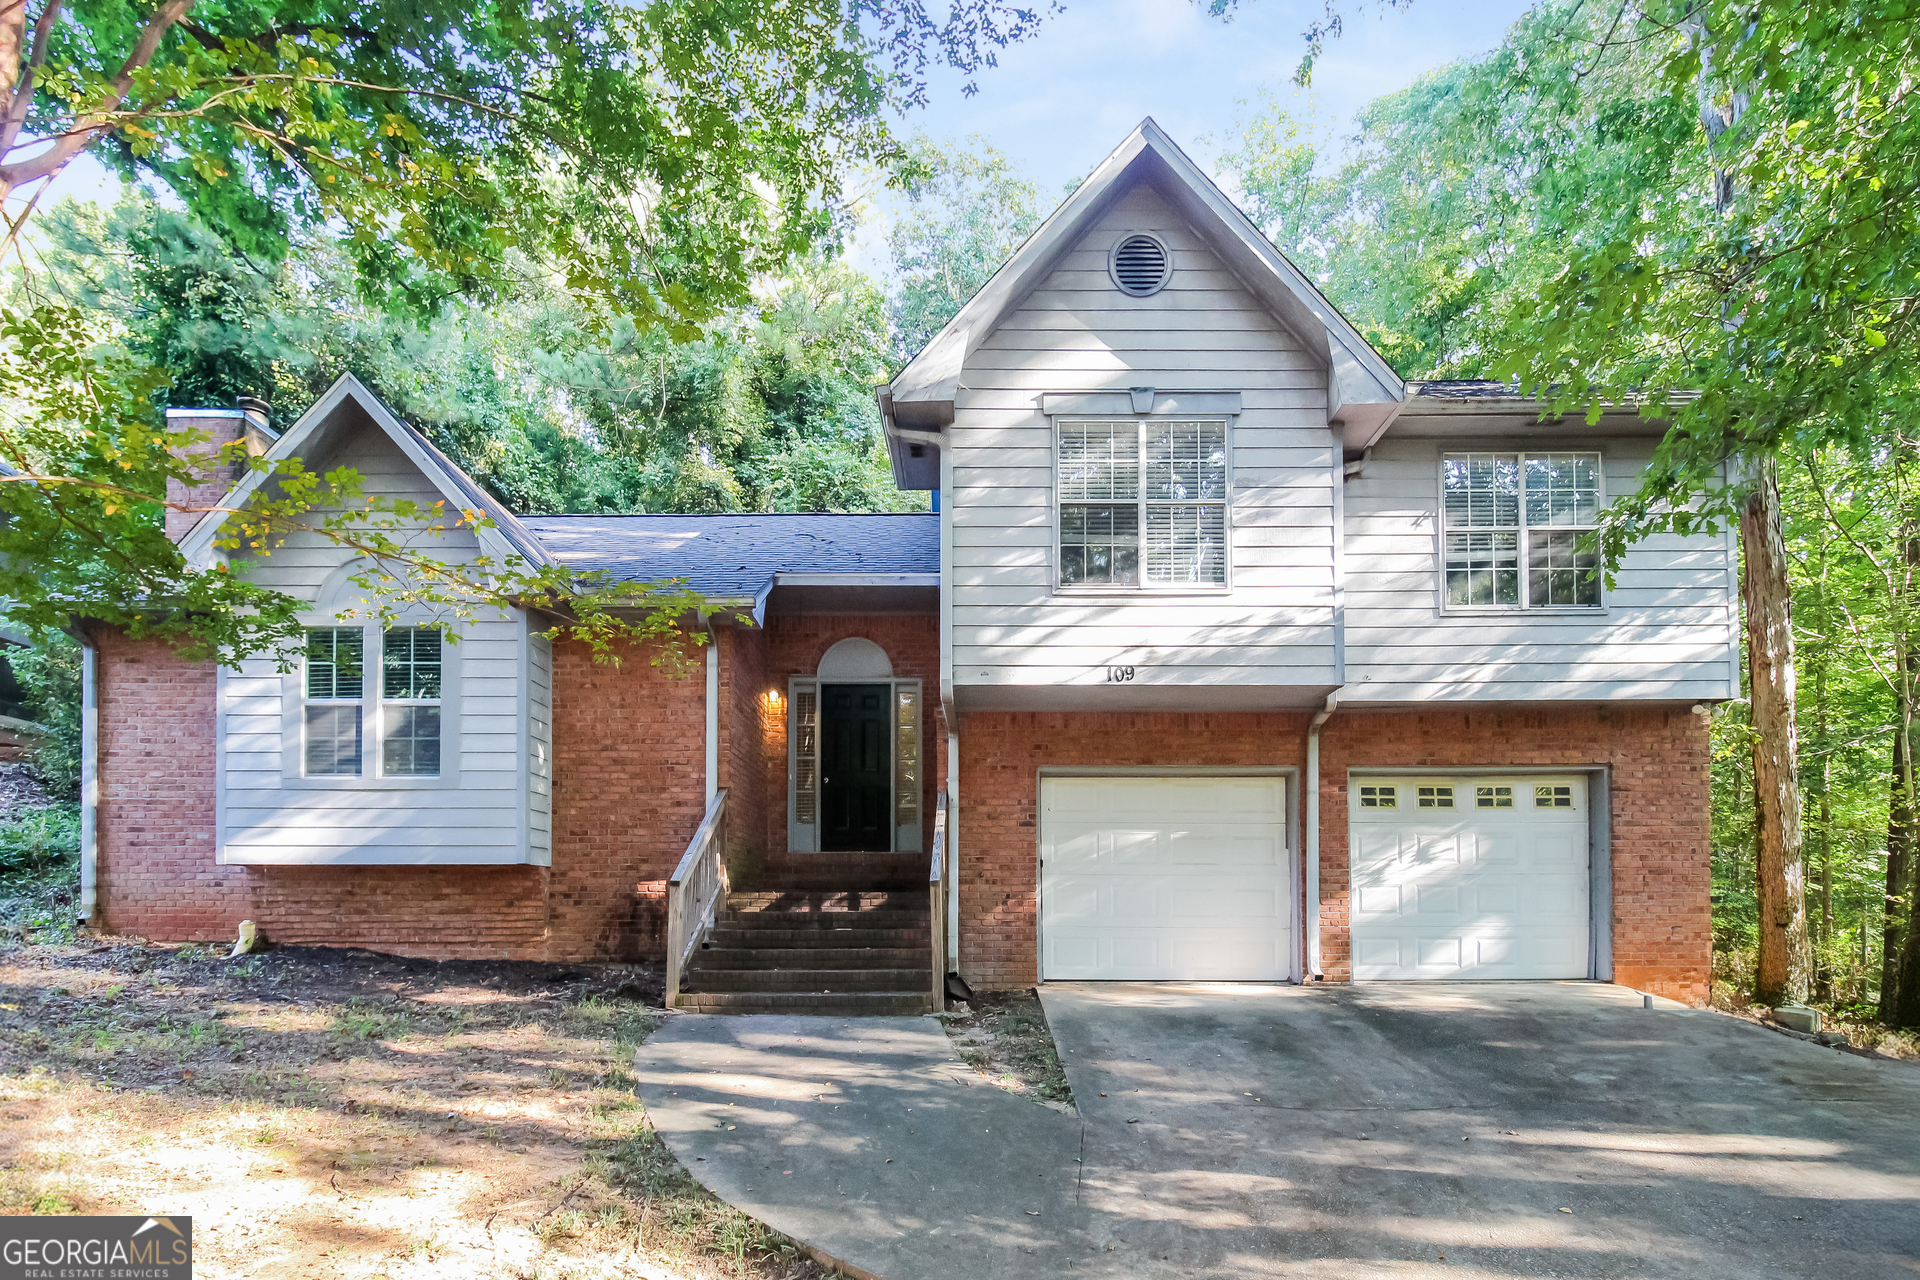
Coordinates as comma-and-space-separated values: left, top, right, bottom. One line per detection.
164, 396, 275, 542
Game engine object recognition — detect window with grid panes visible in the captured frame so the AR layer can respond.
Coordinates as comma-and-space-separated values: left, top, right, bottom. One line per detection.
1058, 419, 1227, 588
304, 627, 364, 776
1442, 452, 1602, 608
381, 627, 442, 776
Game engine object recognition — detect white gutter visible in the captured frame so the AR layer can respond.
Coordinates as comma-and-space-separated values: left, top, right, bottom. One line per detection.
77, 635, 99, 928
1304, 690, 1340, 980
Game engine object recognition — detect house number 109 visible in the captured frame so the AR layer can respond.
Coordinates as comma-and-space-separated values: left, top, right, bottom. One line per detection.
1104, 666, 1136, 683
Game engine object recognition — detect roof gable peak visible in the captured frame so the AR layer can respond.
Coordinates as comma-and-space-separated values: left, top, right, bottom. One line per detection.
177, 373, 555, 574
883, 118, 1404, 450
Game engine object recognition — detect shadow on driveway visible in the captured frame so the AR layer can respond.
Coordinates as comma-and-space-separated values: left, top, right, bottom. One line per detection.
636, 983, 1920, 1278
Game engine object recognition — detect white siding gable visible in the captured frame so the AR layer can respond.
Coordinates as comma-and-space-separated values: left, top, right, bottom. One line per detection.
949, 182, 1339, 711
217, 414, 546, 865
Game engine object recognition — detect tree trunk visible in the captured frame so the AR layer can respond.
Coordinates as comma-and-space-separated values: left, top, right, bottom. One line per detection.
1896, 839, 1920, 1026
1743, 459, 1809, 1006
1882, 542, 1918, 1019
1817, 650, 1833, 999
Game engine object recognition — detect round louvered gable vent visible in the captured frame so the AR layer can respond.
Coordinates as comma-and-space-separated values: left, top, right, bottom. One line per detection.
1109, 233, 1170, 296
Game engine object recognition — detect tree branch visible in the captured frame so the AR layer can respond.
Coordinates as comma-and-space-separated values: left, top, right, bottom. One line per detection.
0, 0, 192, 188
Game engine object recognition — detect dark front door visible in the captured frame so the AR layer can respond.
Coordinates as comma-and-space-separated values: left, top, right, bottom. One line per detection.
821, 683, 892, 852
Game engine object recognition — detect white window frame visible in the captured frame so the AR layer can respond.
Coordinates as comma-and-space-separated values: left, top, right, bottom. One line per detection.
281, 618, 462, 790
1051, 415, 1234, 596
1437, 450, 1607, 614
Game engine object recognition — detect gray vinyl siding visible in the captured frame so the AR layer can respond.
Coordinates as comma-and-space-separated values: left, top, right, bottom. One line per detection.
948, 183, 1338, 696
234, 419, 484, 597
217, 415, 540, 864
1341, 438, 1738, 703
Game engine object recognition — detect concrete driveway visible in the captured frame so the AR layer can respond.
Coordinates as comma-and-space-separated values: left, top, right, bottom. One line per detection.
1046, 981, 1920, 1277
634, 982, 1920, 1279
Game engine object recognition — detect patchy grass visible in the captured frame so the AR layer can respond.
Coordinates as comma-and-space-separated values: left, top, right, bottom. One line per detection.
0, 936, 840, 1279
940, 989, 1073, 1110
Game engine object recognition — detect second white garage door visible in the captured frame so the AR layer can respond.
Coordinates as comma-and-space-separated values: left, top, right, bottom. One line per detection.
1040, 775, 1291, 981
1349, 776, 1591, 980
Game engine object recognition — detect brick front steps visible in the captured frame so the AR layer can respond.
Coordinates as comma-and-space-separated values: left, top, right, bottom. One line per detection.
673, 888, 934, 1016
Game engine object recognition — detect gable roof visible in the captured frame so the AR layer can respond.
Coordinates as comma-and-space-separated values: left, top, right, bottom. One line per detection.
178, 374, 559, 573
520, 513, 939, 600
883, 117, 1407, 471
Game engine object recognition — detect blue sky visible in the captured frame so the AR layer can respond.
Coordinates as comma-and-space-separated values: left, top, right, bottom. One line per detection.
890, 0, 1535, 188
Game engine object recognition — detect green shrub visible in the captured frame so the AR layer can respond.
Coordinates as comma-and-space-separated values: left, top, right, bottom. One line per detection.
0, 806, 79, 876
12, 636, 81, 801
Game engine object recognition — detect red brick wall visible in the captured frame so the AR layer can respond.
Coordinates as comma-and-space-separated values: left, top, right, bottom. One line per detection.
244, 866, 549, 958
94, 632, 247, 941
546, 638, 707, 961
162, 411, 245, 542
720, 624, 771, 880
956, 704, 1711, 1004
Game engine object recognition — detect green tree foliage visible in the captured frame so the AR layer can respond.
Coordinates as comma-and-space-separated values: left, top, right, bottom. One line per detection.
2, 0, 911, 328
37, 193, 921, 517
11, 633, 82, 800
0, 0, 1032, 665
887, 135, 1042, 364
1222, 0, 1920, 1022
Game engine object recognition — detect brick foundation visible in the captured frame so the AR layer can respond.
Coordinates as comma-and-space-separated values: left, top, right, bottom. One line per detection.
955, 703, 1711, 1004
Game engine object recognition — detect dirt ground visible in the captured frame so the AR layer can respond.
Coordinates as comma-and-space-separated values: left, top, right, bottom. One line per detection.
0, 937, 840, 1280
940, 989, 1074, 1111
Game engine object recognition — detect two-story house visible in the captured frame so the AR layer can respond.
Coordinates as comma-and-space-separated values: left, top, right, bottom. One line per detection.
79, 120, 1727, 1008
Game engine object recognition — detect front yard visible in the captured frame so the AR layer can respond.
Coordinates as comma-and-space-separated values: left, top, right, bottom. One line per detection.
0, 937, 839, 1280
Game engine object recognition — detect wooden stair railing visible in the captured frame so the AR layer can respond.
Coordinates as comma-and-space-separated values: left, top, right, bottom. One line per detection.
930, 791, 949, 1013
665, 788, 729, 1007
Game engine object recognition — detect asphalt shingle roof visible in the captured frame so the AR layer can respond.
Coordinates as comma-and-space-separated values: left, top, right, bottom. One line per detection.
518, 512, 940, 597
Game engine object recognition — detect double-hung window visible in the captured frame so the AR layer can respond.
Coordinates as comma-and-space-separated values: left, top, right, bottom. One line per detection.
1442, 452, 1602, 609
381, 627, 443, 776
299, 623, 445, 779
303, 628, 364, 775
1058, 418, 1228, 588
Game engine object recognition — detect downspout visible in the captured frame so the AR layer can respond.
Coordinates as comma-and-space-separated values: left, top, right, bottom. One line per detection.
939, 441, 959, 970
703, 616, 719, 806
77, 631, 99, 929
1305, 691, 1339, 980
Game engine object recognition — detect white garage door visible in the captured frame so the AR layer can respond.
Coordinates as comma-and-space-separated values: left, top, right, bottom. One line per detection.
1349, 776, 1590, 981
1040, 776, 1291, 981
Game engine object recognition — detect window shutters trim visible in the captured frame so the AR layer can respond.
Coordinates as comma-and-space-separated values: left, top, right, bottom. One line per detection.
788, 678, 820, 853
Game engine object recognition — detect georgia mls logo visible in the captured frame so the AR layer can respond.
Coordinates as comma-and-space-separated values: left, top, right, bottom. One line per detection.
1, 1214, 193, 1279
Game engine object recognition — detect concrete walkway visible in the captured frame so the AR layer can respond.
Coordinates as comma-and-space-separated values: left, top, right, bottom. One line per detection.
634, 983, 1920, 1279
